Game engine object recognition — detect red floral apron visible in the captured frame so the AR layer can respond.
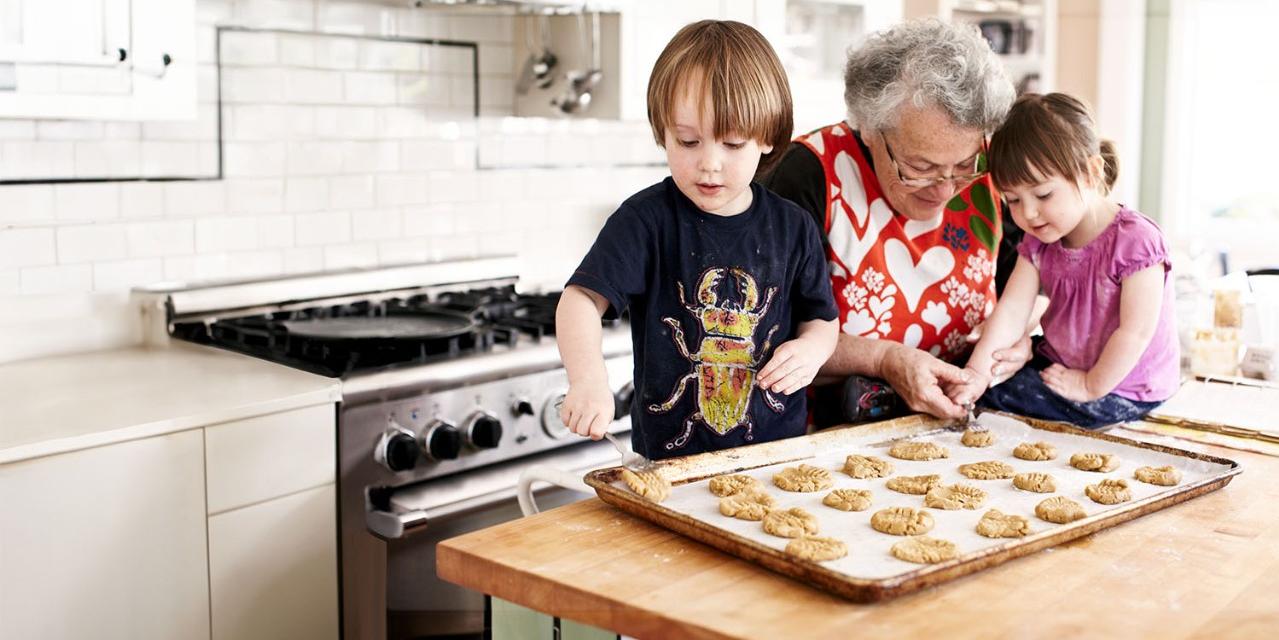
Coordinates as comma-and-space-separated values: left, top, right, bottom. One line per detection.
796, 122, 1002, 361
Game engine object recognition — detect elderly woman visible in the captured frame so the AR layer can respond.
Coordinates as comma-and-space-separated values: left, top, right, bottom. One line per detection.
763, 19, 1030, 422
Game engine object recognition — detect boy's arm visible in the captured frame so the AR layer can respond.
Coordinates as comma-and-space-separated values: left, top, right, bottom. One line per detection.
1042, 265, 1164, 401
757, 318, 838, 395
953, 257, 1042, 403
555, 285, 617, 439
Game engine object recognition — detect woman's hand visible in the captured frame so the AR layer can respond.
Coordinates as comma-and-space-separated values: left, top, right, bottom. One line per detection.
880, 343, 971, 419
758, 336, 829, 395
967, 324, 1033, 383
1041, 364, 1102, 402
560, 381, 616, 439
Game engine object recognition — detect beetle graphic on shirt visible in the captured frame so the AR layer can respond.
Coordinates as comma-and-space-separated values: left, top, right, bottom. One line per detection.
648, 266, 785, 451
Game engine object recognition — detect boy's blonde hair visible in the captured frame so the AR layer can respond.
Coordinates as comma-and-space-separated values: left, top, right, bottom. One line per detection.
647, 20, 793, 174
989, 92, 1119, 195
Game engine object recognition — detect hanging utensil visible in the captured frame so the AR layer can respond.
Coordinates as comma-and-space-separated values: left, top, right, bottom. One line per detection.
552, 10, 603, 115
533, 12, 558, 90
515, 14, 540, 95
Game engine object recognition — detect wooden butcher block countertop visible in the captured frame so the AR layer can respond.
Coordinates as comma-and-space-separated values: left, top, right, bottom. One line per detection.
437, 441, 1279, 639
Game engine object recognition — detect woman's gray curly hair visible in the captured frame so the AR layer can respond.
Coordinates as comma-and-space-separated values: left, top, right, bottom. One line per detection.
843, 19, 1014, 134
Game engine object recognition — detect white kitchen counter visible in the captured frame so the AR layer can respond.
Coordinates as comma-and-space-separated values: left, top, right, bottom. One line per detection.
0, 343, 340, 465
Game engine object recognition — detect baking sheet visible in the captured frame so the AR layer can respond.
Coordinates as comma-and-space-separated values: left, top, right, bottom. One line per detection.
611, 412, 1236, 581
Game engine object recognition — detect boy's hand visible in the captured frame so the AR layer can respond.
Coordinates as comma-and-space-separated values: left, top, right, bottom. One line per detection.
560, 381, 616, 440
945, 367, 990, 407
757, 337, 829, 395
1041, 364, 1102, 402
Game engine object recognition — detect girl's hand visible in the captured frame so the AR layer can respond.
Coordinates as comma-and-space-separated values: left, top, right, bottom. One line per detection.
757, 337, 828, 395
560, 381, 616, 439
945, 367, 991, 407
1041, 364, 1102, 402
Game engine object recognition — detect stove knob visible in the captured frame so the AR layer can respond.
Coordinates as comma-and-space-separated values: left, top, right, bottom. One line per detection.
466, 412, 504, 449
423, 421, 463, 461
613, 382, 635, 421
375, 429, 421, 472
541, 392, 570, 439
511, 398, 536, 417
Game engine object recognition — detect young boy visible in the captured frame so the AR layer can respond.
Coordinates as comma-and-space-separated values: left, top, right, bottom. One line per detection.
556, 20, 838, 460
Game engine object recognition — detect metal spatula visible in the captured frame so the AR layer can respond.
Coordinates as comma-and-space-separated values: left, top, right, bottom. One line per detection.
604, 432, 655, 472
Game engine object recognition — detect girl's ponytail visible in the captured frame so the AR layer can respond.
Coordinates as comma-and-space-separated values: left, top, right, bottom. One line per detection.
1098, 139, 1119, 195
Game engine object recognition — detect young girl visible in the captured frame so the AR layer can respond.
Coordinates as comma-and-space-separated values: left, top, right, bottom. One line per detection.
556, 20, 838, 459
954, 93, 1179, 427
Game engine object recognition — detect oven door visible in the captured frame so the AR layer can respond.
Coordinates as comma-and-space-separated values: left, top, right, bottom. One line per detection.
378, 438, 621, 639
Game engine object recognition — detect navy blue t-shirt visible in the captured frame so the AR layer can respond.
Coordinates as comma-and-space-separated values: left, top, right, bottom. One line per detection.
567, 177, 838, 460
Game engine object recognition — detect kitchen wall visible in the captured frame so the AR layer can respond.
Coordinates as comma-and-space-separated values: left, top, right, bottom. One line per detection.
0, 0, 667, 364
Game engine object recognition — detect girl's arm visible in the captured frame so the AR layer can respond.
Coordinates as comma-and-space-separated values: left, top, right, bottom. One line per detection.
1046, 265, 1164, 400
555, 285, 617, 439
757, 318, 838, 395
950, 256, 1041, 405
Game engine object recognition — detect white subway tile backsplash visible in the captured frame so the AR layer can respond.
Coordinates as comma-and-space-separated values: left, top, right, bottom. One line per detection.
75, 141, 143, 178
226, 178, 286, 214
401, 139, 474, 172
163, 253, 231, 282
103, 122, 142, 139
343, 71, 399, 106
286, 141, 346, 175
119, 183, 166, 219
286, 69, 346, 104
377, 238, 431, 265
429, 46, 474, 75
295, 210, 351, 246
397, 73, 450, 107
220, 31, 280, 67
36, 121, 105, 140
279, 34, 318, 67
55, 183, 120, 221
323, 242, 379, 269
93, 258, 164, 291
427, 170, 477, 203
317, 3, 397, 37
1, 141, 75, 179
57, 224, 128, 263
0, 270, 18, 294
224, 141, 288, 177
0, 185, 56, 224
231, 0, 315, 31
222, 67, 287, 103
360, 41, 422, 72
329, 175, 375, 209
0, 121, 36, 139
284, 177, 330, 212
377, 107, 434, 139
282, 247, 324, 274
224, 250, 285, 279
315, 106, 378, 139
401, 204, 454, 237
127, 220, 196, 258
314, 36, 361, 70
451, 16, 514, 45
374, 175, 428, 206
196, 216, 261, 252
20, 264, 93, 294
141, 104, 219, 141
141, 141, 206, 177
0, 228, 56, 269
342, 141, 399, 173
352, 208, 402, 241
164, 181, 226, 216
478, 45, 514, 76
257, 214, 295, 248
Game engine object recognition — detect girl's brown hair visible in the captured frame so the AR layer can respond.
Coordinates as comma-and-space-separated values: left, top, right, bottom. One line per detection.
647, 20, 794, 174
988, 92, 1119, 195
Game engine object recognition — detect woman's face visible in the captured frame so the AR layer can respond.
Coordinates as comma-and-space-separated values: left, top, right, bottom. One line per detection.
870, 103, 988, 221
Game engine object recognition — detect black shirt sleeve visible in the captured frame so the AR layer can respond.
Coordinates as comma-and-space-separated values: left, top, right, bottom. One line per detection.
759, 142, 826, 242
565, 205, 652, 320
994, 200, 1024, 296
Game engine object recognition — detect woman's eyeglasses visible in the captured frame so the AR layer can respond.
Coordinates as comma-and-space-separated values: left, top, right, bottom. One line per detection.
880, 131, 988, 189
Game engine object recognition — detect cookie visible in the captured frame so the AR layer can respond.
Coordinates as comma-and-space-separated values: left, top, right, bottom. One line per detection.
923, 483, 987, 510
719, 491, 776, 521
1013, 441, 1058, 461
960, 428, 995, 447
885, 474, 941, 495
843, 454, 894, 479
708, 474, 763, 497
1035, 496, 1086, 524
822, 488, 873, 512
870, 507, 935, 536
1084, 478, 1132, 505
958, 460, 1016, 480
976, 509, 1033, 538
762, 507, 819, 538
1070, 452, 1119, 473
1012, 472, 1056, 493
1134, 465, 1181, 486
888, 441, 950, 461
620, 468, 670, 502
891, 536, 957, 564
785, 536, 848, 562
773, 464, 834, 492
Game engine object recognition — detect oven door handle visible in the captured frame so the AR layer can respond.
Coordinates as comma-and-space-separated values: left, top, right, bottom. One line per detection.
367, 508, 430, 540
516, 465, 590, 516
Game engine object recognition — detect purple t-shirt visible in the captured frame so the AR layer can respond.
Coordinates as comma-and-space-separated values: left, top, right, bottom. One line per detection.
1017, 206, 1179, 402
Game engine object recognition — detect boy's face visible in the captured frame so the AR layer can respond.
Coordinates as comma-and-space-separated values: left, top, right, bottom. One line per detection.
663, 88, 772, 216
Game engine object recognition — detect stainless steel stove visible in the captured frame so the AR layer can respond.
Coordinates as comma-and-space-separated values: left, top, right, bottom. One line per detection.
134, 257, 634, 639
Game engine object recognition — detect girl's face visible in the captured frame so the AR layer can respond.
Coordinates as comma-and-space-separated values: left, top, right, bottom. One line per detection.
1001, 172, 1091, 245
663, 88, 772, 216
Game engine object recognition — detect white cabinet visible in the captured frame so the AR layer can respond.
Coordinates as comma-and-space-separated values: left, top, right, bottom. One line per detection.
0, 0, 196, 120
0, 430, 210, 640
208, 484, 339, 640
205, 404, 339, 640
